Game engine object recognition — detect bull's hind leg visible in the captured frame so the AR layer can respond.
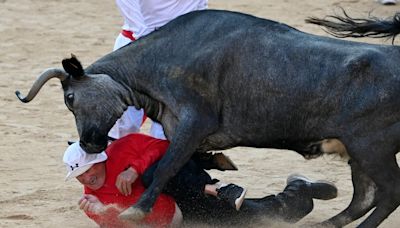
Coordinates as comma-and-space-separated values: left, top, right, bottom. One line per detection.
356, 151, 400, 228
317, 160, 377, 227
329, 134, 400, 228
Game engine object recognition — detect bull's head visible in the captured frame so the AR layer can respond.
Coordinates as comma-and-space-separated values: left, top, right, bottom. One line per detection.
16, 55, 129, 154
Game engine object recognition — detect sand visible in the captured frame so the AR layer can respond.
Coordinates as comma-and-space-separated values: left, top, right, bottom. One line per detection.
0, 0, 399, 227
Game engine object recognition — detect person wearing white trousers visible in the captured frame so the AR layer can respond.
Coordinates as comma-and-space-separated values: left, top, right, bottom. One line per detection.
108, 0, 208, 140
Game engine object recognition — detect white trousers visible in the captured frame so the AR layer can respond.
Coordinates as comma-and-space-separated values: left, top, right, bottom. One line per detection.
108, 33, 166, 140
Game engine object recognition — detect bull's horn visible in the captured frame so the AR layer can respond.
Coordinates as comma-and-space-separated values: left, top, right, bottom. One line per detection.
15, 68, 68, 103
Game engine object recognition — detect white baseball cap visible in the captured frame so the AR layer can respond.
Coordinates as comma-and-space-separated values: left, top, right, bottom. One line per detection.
63, 142, 108, 181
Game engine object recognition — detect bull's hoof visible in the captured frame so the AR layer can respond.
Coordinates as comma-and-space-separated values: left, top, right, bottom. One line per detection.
118, 207, 146, 221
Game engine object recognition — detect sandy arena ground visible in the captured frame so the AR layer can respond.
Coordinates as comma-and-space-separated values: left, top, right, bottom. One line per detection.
1, 0, 400, 227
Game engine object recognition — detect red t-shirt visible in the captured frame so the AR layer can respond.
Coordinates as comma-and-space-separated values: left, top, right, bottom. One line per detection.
84, 134, 175, 227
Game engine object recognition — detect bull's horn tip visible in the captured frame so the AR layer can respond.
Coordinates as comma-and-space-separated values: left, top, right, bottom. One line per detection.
15, 90, 28, 103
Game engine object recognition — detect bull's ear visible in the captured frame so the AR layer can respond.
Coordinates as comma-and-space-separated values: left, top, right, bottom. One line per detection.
62, 54, 84, 79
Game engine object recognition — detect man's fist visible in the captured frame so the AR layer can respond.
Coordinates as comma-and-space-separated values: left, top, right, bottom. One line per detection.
78, 194, 105, 214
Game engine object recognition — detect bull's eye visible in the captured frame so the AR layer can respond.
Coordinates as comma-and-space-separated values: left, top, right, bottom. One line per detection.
66, 93, 74, 107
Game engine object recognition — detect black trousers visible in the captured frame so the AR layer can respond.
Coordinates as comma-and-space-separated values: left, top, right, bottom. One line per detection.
142, 160, 314, 226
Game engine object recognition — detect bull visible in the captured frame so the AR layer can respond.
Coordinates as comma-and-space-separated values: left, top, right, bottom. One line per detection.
16, 9, 400, 227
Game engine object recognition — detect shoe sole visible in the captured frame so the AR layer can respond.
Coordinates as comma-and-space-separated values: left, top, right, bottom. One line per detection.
286, 174, 334, 186
235, 188, 247, 211
377, 0, 397, 4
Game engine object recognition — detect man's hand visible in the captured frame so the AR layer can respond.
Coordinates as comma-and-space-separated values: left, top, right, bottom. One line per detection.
78, 194, 105, 214
116, 167, 138, 196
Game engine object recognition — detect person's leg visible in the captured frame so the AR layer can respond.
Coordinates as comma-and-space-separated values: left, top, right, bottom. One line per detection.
143, 166, 337, 225
149, 121, 166, 139
108, 107, 144, 139
142, 159, 214, 196
142, 159, 218, 221
113, 32, 132, 51
142, 159, 246, 212
236, 174, 338, 224
197, 175, 337, 226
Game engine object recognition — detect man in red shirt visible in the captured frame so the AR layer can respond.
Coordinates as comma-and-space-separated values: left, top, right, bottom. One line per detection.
64, 133, 246, 227
64, 134, 338, 227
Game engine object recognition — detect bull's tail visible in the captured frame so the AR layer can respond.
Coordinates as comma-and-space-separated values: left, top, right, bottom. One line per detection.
305, 9, 400, 43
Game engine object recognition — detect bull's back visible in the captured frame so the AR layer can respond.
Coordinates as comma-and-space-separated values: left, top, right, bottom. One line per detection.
202, 18, 400, 146
123, 10, 400, 148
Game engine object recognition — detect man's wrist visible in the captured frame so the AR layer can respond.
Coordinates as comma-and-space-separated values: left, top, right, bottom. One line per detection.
128, 166, 138, 174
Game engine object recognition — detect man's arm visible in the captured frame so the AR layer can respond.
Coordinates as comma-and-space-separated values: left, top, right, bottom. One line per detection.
80, 195, 133, 228
86, 205, 134, 228
127, 135, 169, 175
115, 167, 138, 196
114, 134, 169, 195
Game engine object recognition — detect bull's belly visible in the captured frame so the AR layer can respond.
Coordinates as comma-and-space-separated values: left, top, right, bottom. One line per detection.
197, 128, 290, 152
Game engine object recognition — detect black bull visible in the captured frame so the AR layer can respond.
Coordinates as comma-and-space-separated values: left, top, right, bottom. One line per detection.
16, 10, 400, 227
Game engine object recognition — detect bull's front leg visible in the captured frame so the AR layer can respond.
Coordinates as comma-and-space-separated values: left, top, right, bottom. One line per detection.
119, 108, 218, 221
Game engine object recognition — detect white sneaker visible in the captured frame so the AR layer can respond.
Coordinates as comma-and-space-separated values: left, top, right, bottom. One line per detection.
378, 0, 397, 5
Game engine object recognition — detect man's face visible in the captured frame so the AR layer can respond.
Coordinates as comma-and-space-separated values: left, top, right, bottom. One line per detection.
76, 162, 106, 190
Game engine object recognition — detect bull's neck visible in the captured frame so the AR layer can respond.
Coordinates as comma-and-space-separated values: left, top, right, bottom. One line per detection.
130, 90, 163, 123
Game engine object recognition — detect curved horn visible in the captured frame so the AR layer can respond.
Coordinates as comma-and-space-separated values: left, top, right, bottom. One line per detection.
15, 68, 68, 103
